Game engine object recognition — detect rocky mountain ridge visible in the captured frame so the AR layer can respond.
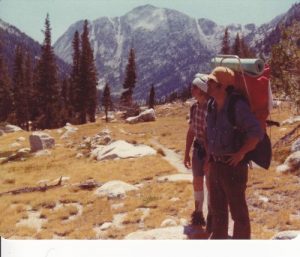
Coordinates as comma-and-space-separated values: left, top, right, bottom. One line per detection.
1, 3, 299, 101
0, 18, 70, 78
53, 4, 300, 100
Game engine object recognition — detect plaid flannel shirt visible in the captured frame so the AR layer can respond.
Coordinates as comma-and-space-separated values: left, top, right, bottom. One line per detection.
189, 100, 208, 144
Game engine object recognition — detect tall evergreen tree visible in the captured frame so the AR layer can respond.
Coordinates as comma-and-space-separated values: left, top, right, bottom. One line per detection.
12, 46, 29, 130
148, 84, 155, 109
35, 14, 61, 129
0, 33, 12, 122
60, 78, 72, 124
102, 82, 112, 122
80, 20, 98, 123
24, 53, 34, 129
270, 21, 300, 109
232, 33, 242, 57
120, 48, 137, 107
70, 30, 81, 122
221, 27, 230, 54
30, 63, 40, 124
240, 35, 255, 58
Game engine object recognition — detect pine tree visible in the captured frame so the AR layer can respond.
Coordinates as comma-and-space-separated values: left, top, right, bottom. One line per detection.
60, 78, 72, 124
79, 20, 98, 123
120, 48, 137, 107
232, 33, 242, 57
102, 82, 112, 122
12, 46, 30, 130
240, 35, 255, 58
221, 27, 230, 54
0, 34, 12, 122
70, 30, 81, 122
35, 14, 61, 129
24, 53, 34, 129
270, 21, 300, 110
148, 84, 155, 109
30, 64, 40, 124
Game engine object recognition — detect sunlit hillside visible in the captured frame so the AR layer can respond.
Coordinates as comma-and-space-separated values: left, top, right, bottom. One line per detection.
0, 101, 299, 239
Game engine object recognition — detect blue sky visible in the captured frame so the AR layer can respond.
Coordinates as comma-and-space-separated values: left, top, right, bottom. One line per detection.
0, 0, 299, 43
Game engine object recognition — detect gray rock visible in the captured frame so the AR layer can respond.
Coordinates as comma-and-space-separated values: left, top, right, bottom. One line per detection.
60, 124, 78, 139
60, 131, 73, 139
137, 108, 156, 122
111, 203, 125, 210
126, 109, 156, 124
276, 164, 290, 173
272, 230, 300, 240
291, 138, 300, 152
99, 222, 112, 231
10, 142, 21, 148
91, 134, 111, 147
91, 140, 156, 161
29, 132, 55, 152
76, 153, 84, 159
16, 136, 26, 142
64, 125, 78, 132
34, 149, 52, 157
124, 226, 188, 239
18, 148, 30, 154
281, 116, 300, 125
160, 218, 177, 227
126, 116, 139, 124
101, 112, 115, 122
56, 129, 63, 134
83, 137, 92, 144
0, 157, 8, 163
94, 180, 138, 199
287, 151, 300, 172
179, 218, 188, 226
4, 124, 22, 133
277, 151, 300, 174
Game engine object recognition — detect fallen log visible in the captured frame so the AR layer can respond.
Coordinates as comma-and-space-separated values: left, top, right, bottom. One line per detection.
0, 176, 63, 197
75, 179, 102, 190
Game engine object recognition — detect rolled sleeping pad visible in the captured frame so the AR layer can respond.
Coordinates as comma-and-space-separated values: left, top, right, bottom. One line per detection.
211, 57, 265, 77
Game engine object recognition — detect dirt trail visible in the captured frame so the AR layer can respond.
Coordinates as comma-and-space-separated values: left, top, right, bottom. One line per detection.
149, 138, 234, 238
150, 138, 189, 174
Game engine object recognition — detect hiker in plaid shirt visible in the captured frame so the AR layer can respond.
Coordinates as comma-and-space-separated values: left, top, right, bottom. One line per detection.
184, 74, 210, 228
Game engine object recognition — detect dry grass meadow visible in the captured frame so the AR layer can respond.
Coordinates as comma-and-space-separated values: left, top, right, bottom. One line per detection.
0, 101, 300, 239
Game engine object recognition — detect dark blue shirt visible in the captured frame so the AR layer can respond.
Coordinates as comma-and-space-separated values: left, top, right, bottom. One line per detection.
206, 96, 263, 156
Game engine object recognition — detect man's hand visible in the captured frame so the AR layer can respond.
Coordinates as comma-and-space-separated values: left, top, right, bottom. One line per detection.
227, 151, 245, 167
227, 136, 260, 167
184, 154, 191, 169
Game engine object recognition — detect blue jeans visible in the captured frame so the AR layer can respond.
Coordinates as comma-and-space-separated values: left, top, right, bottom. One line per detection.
208, 161, 250, 239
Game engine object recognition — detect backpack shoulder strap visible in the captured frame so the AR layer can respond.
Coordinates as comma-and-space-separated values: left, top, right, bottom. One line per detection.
207, 97, 214, 113
227, 92, 249, 127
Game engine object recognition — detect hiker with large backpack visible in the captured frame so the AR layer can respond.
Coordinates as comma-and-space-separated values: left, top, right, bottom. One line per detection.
184, 74, 210, 227
205, 66, 264, 239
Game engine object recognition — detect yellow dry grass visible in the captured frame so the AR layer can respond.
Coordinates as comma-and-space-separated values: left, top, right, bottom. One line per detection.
0, 102, 299, 240
122, 209, 143, 225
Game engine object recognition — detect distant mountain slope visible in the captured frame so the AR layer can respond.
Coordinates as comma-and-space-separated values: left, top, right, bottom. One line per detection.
0, 18, 70, 78
51, 3, 299, 101
255, 2, 300, 55
54, 5, 258, 100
